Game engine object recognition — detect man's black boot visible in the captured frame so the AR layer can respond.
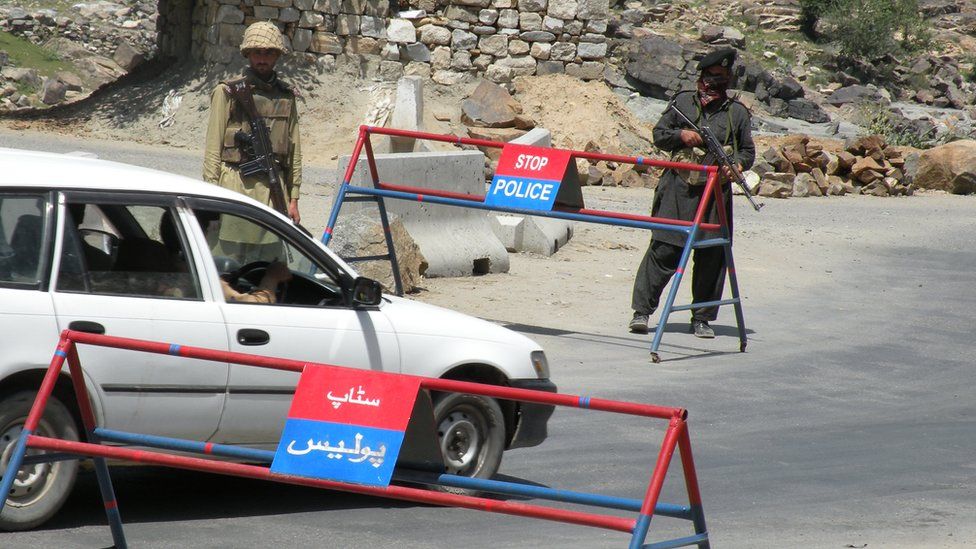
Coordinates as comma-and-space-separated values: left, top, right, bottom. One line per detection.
691, 320, 715, 339
629, 312, 649, 334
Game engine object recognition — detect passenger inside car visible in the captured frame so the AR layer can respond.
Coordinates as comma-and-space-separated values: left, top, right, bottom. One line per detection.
67, 204, 114, 271
58, 202, 200, 299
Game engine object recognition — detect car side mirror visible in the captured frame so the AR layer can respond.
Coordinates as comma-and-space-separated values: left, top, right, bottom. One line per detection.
350, 276, 382, 307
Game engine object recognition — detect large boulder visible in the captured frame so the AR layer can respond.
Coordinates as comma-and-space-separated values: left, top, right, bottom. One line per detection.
41, 77, 67, 105
913, 140, 976, 194
330, 212, 427, 293
826, 85, 882, 106
113, 41, 144, 72
461, 80, 521, 128
786, 98, 830, 123
624, 34, 692, 99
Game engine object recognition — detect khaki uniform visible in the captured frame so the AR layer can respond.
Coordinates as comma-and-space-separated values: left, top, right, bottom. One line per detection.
203, 68, 302, 261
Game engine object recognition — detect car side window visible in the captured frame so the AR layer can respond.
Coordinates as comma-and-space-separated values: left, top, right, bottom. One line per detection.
193, 207, 343, 307
56, 202, 202, 300
0, 194, 49, 288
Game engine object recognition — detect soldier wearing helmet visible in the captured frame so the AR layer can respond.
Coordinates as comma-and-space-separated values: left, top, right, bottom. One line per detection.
203, 21, 303, 262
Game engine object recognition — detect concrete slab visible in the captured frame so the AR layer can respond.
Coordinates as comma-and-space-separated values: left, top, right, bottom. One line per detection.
490, 214, 524, 252
489, 127, 576, 256
337, 150, 510, 277
389, 75, 425, 153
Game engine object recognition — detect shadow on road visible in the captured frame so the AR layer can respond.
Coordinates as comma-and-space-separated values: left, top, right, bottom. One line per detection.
38, 467, 552, 533
39, 466, 418, 531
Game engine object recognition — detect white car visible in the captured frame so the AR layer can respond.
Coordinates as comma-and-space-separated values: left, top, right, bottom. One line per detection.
0, 148, 555, 530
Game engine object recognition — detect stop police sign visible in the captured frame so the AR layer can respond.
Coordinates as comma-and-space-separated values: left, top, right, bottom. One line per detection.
486, 144, 574, 211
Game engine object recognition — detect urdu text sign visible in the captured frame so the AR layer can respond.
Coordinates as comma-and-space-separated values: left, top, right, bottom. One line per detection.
271, 365, 420, 486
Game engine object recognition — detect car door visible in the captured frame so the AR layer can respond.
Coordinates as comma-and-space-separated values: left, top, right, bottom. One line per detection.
182, 198, 400, 445
50, 192, 229, 441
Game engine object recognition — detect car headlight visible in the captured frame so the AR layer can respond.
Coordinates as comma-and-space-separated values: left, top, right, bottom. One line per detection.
530, 350, 550, 378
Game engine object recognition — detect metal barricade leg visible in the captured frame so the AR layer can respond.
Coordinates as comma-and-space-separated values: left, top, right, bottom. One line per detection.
711, 183, 746, 354
0, 429, 33, 515
363, 134, 404, 296
678, 426, 710, 548
722, 240, 747, 353
649, 227, 700, 363
66, 341, 128, 548
91, 454, 127, 548
323, 128, 369, 247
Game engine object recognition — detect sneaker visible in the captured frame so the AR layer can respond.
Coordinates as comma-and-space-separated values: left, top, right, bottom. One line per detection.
691, 320, 715, 339
629, 313, 649, 334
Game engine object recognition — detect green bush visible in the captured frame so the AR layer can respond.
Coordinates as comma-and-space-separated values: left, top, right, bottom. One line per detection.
801, 0, 929, 59
859, 106, 929, 148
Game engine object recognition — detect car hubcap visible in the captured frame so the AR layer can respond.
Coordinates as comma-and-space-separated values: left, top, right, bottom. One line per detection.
438, 410, 482, 474
1, 419, 57, 506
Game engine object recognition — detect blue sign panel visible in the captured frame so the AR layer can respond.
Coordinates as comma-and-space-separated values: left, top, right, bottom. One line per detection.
485, 175, 562, 211
271, 418, 405, 486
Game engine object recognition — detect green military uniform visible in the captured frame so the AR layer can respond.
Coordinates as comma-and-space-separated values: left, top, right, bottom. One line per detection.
631, 87, 755, 323
203, 67, 302, 262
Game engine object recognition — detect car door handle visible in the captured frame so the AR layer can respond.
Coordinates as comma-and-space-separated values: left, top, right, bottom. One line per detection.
237, 329, 269, 346
68, 320, 105, 335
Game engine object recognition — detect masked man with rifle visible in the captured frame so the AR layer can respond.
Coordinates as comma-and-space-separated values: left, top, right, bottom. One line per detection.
629, 47, 755, 339
203, 21, 302, 263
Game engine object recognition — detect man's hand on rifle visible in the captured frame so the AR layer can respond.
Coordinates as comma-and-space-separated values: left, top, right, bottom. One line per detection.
288, 198, 301, 225
680, 129, 703, 148
720, 163, 743, 184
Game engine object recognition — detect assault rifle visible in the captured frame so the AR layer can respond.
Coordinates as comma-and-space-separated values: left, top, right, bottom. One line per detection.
227, 80, 291, 218
667, 101, 764, 212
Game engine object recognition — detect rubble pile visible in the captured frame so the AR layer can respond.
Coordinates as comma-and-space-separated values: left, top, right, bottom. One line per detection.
0, 3, 156, 59
0, 2, 155, 112
753, 135, 914, 199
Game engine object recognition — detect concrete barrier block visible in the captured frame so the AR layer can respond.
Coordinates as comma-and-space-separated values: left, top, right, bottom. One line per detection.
337, 150, 510, 277
490, 215, 525, 252
389, 75, 425, 153
511, 127, 551, 147
521, 215, 574, 255
488, 126, 575, 256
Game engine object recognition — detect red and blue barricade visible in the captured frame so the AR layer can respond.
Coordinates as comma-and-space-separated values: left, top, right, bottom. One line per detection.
323, 126, 748, 362
1, 330, 710, 548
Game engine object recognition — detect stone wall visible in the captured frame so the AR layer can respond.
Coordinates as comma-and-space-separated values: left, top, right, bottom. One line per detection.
196, 0, 611, 82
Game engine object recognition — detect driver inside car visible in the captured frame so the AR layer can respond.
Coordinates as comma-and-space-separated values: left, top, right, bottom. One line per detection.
188, 209, 293, 304
220, 260, 291, 304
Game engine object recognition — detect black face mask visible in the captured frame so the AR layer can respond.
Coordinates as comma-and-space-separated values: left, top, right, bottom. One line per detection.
697, 73, 730, 106
700, 74, 730, 90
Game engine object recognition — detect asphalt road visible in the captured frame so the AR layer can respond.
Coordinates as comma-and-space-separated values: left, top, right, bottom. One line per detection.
2, 131, 975, 548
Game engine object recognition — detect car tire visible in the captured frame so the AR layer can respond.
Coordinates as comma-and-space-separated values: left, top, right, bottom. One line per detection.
432, 393, 505, 492
0, 391, 80, 531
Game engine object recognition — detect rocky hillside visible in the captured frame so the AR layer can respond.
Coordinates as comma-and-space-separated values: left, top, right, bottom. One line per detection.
2, 0, 975, 196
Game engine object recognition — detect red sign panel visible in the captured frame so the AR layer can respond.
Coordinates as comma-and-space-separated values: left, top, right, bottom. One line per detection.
285, 365, 421, 432
494, 144, 574, 181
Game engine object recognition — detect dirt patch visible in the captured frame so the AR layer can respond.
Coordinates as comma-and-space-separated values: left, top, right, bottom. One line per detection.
513, 73, 655, 155
1, 59, 478, 167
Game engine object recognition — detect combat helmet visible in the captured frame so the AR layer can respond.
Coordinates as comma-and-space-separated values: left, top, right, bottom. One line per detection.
240, 21, 286, 56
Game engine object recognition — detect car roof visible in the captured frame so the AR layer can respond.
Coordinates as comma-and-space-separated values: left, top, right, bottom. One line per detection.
0, 147, 357, 274
0, 147, 258, 206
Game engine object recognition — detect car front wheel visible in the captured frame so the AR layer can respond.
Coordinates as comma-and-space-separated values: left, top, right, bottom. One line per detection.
0, 391, 80, 531
433, 393, 505, 485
